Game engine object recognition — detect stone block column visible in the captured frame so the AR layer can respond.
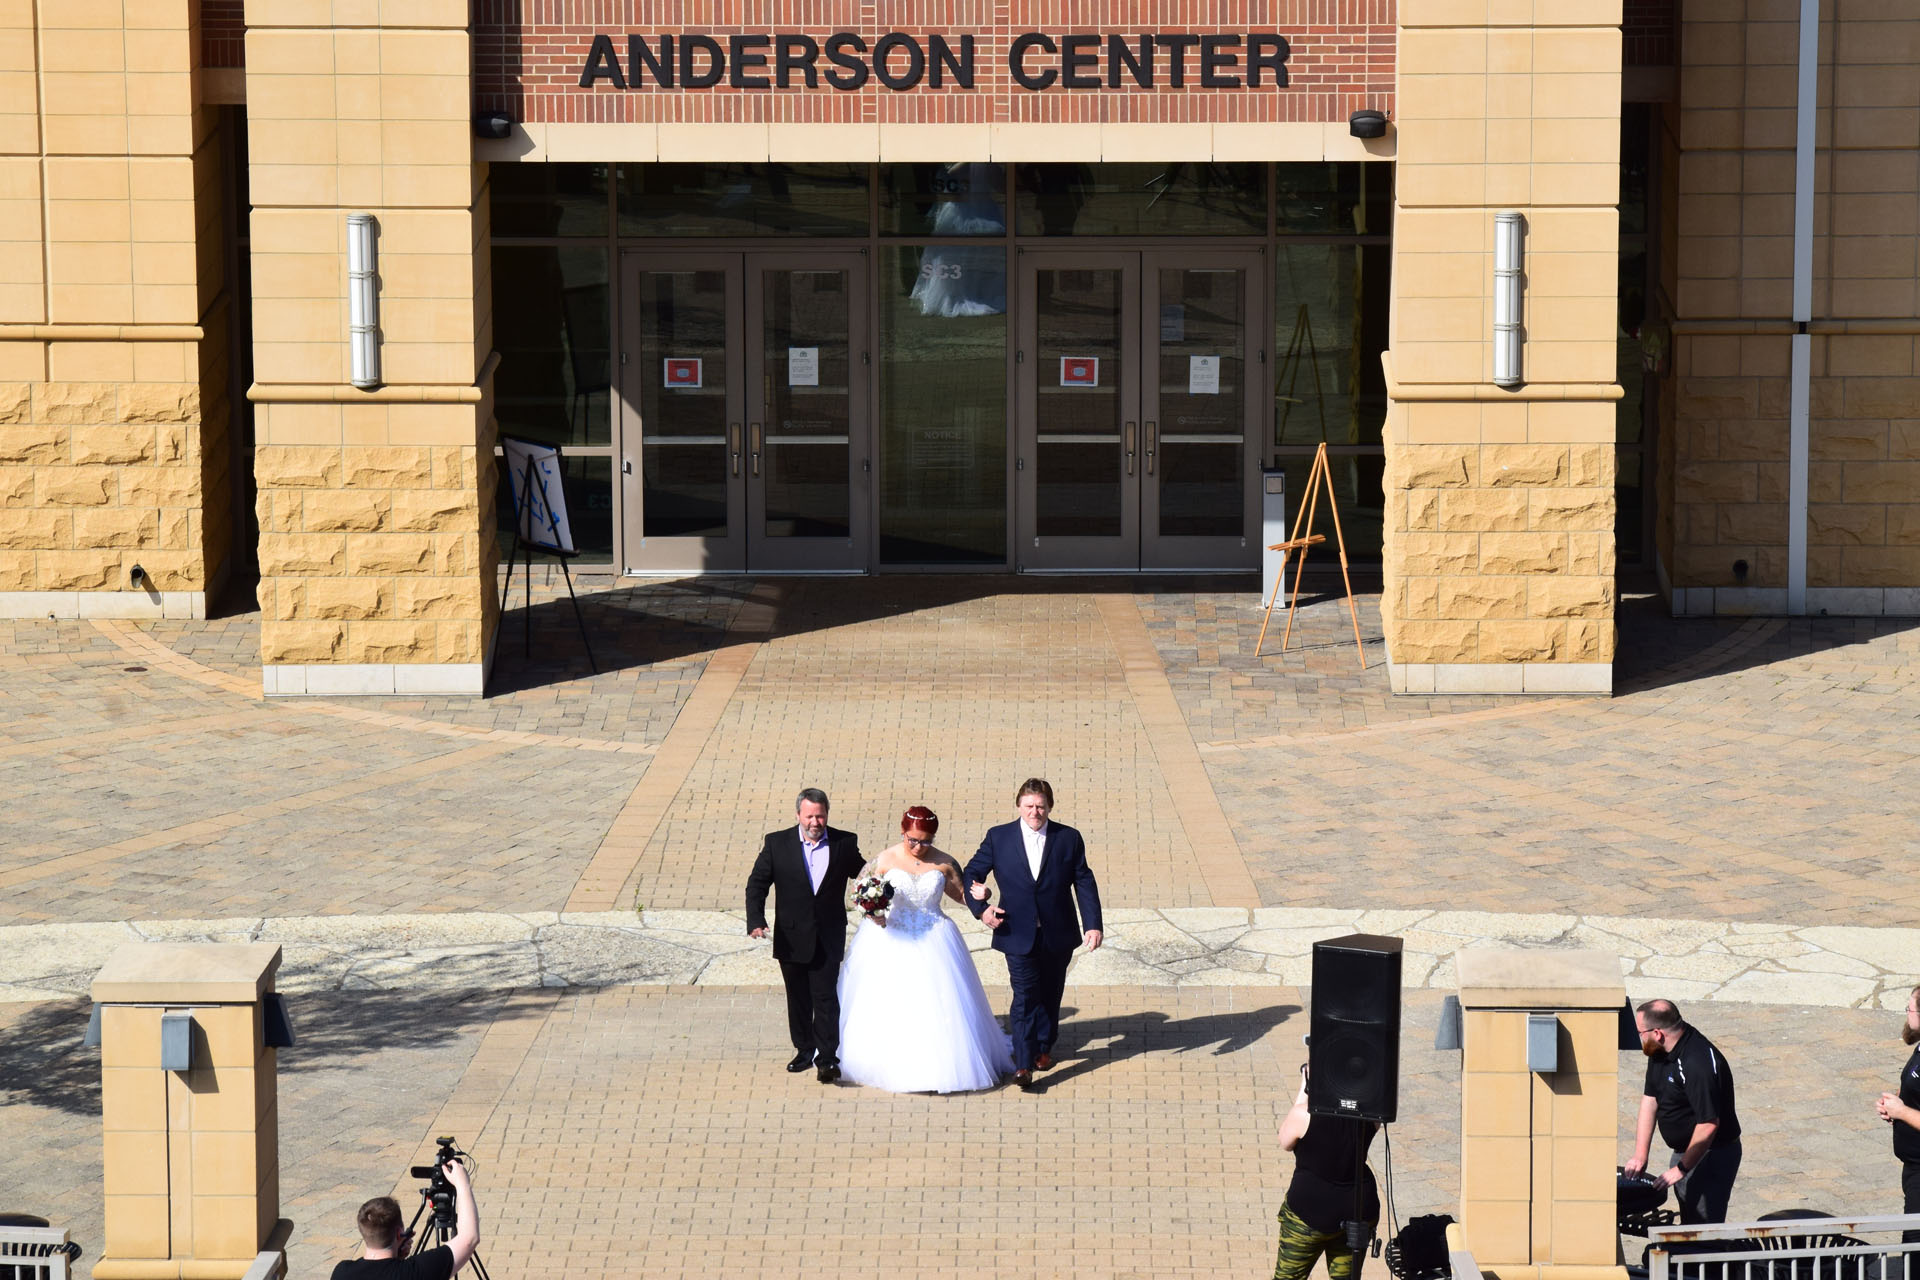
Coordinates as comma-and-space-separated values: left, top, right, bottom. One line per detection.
246, 0, 497, 696
1382, 2, 1624, 695
1455, 948, 1627, 1280
93, 942, 289, 1279
0, 1, 236, 619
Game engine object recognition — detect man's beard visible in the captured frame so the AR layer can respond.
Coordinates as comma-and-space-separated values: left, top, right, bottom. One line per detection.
1641, 1037, 1665, 1058
1902, 1019, 1919, 1046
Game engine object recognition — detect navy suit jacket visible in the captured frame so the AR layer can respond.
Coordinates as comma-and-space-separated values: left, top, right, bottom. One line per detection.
964, 819, 1103, 956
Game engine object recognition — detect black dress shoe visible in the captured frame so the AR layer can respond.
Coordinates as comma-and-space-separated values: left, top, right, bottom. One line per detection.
816, 1061, 841, 1084
787, 1050, 815, 1073
1012, 1069, 1035, 1091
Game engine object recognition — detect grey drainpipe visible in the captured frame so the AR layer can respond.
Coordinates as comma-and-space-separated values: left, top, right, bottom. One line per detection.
1786, 0, 1819, 614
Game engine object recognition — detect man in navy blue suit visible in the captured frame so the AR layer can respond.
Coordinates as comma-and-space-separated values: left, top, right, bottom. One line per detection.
964, 777, 1103, 1091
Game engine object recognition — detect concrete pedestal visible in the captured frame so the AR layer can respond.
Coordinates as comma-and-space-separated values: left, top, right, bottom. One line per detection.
92, 943, 290, 1280
1455, 948, 1630, 1280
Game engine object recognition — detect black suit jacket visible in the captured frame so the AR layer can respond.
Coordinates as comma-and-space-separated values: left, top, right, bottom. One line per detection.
963, 819, 1102, 956
744, 825, 864, 965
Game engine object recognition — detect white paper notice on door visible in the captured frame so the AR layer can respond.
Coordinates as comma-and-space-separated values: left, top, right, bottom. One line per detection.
1188, 355, 1221, 395
788, 347, 820, 387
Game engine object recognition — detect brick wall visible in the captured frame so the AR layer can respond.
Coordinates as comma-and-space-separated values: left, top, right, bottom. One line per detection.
474, 0, 1395, 126
1623, 0, 1674, 68
202, 0, 245, 70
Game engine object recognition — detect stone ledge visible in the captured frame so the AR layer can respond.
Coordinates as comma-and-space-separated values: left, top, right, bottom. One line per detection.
0, 589, 205, 620
263, 661, 486, 697
1674, 586, 1920, 618
1388, 661, 1612, 695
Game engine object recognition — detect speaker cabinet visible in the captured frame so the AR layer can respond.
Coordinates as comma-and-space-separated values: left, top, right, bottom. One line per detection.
1308, 933, 1403, 1123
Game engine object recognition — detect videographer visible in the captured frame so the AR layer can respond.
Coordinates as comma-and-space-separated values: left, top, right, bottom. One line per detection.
331, 1158, 479, 1280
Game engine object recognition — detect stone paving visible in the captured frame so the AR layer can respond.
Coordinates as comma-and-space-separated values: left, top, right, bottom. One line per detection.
5, 574, 1920, 1274
6, 988, 1915, 1278
7, 906, 1920, 1012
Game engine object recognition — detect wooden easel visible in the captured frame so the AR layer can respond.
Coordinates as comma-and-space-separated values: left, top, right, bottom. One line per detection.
1255, 441, 1366, 669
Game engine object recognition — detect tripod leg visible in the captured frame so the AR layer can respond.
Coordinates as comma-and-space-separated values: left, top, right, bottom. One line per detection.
1281, 451, 1325, 653
1319, 454, 1367, 670
523, 543, 533, 658
1255, 550, 1290, 658
559, 557, 597, 673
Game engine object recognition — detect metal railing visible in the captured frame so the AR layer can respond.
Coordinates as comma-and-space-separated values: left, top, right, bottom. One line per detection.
1648, 1215, 1920, 1280
0, 1225, 74, 1280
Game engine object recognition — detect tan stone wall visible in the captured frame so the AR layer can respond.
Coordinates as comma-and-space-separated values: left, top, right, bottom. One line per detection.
246, 1, 498, 677
1382, 3, 1623, 690
1668, 2, 1920, 609
0, 3, 234, 611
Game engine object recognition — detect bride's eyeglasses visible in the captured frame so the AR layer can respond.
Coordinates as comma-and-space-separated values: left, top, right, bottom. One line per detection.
903, 837, 932, 848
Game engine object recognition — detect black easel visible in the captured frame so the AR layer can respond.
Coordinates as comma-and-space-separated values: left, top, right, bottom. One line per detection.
499, 449, 596, 673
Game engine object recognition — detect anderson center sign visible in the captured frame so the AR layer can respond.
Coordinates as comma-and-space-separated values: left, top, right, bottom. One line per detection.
576, 32, 1296, 92
471, 3, 1394, 126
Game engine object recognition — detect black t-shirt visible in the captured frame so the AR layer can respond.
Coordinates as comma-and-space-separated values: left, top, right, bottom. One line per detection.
331, 1245, 454, 1280
1286, 1114, 1381, 1233
1894, 1044, 1920, 1163
1644, 1026, 1740, 1153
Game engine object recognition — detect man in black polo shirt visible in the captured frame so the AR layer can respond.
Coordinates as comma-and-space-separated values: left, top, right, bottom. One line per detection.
1624, 998, 1742, 1224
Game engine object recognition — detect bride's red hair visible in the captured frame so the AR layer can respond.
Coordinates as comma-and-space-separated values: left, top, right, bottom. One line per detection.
900, 805, 939, 836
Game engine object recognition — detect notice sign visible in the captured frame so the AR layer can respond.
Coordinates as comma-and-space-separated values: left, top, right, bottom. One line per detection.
1188, 355, 1221, 394
664, 357, 703, 388
1061, 356, 1100, 387
788, 347, 820, 386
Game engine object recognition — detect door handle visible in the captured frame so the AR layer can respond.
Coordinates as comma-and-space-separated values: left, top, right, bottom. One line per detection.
1145, 421, 1158, 475
750, 423, 763, 478
1124, 421, 1136, 476
729, 423, 741, 477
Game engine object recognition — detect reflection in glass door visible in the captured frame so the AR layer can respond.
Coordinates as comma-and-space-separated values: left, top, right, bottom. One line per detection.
621, 252, 868, 573
1017, 250, 1260, 572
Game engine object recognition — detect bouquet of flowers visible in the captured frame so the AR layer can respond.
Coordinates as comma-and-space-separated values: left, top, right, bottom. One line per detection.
851, 874, 894, 922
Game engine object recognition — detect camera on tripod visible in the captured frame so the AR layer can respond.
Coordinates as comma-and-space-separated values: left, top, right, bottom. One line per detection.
409, 1136, 468, 1225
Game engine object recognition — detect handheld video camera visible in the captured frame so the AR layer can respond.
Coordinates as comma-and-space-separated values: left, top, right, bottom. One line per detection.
409, 1136, 467, 1225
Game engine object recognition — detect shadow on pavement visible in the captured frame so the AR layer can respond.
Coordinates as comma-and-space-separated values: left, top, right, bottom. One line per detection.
0, 990, 504, 1118
1612, 589, 1920, 696
1035, 1001, 1303, 1091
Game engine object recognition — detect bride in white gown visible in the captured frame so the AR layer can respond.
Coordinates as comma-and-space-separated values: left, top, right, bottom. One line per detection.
838, 806, 1014, 1093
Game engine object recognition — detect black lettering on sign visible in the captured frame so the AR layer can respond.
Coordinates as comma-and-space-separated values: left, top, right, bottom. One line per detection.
824, 32, 870, 89
1009, 33, 1056, 90
628, 34, 672, 87
730, 34, 771, 88
1248, 34, 1290, 87
579, 33, 626, 89
873, 33, 925, 90
929, 33, 973, 88
775, 34, 820, 88
573, 32, 1297, 93
680, 34, 724, 88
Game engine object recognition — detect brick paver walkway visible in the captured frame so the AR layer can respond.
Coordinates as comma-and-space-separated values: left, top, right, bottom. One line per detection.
7, 988, 1913, 1278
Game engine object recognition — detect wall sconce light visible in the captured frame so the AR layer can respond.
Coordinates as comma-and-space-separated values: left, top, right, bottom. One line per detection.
347, 213, 381, 390
1349, 110, 1388, 139
1493, 211, 1525, 389
474, 110, 513, 139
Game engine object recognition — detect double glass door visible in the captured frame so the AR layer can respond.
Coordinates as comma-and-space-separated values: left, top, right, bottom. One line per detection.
1017, 250, 1263, 572
620, 251, 870, 573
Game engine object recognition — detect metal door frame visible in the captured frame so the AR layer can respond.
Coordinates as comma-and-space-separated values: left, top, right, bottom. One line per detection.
742, 249, 871, 574
1015, 249, 1142, 572
618, 249, 872, 574
1140, 248, 1266, 572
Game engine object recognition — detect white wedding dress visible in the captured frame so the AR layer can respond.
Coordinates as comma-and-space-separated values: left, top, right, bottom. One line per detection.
837, 867, 1015, 1093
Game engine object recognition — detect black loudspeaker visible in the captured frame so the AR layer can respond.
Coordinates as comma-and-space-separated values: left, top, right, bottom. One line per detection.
1308, 933, 1403, 1123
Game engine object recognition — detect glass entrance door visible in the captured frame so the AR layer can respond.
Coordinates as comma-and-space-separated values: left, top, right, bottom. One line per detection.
1017, 250, 1262, 572
620, 251, 870, 573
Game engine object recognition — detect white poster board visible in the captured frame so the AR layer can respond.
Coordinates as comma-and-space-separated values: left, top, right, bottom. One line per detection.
1188, 355, 1221, 395
788, 347, 820, 386
502, 437, 576, 554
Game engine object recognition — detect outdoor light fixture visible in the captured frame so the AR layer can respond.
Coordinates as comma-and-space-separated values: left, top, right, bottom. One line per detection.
474, 110, 513, 139
347, 213, 380, 390
1493, 210, 1524, 389
1349, 109, 1388, 139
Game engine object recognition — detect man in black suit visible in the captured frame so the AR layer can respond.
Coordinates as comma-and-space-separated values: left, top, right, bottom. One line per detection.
745, 787, 864, 1083
964, 777, 1103, 1091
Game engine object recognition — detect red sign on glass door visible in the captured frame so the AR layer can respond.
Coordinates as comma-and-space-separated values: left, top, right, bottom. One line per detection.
663, 358, 703, 388
1060, 356, 1099, 387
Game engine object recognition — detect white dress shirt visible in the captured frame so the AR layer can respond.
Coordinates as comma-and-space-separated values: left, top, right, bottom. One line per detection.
1022, 820, 1048, 880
